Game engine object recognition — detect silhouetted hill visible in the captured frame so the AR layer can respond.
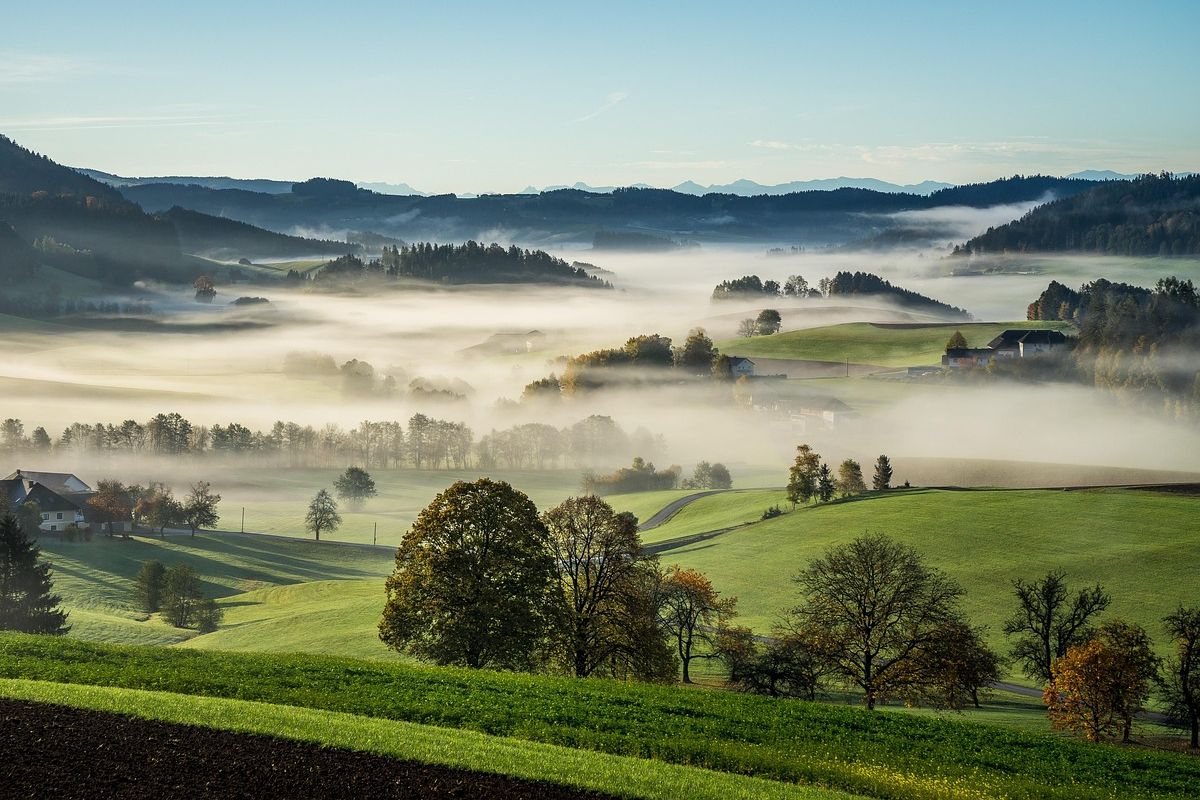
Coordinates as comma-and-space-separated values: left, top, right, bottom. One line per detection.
0, 136, 126, 203
160, 207, 354, 260
118, 175, 1102, 246
955, 173, 1200, 256
0, 222, 38, 282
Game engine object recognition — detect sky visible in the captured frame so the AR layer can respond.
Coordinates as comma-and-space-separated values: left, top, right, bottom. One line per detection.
2, 0, 1198, 194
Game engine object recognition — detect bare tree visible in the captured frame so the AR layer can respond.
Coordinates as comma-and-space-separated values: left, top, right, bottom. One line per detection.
1003, 570, 1110, 682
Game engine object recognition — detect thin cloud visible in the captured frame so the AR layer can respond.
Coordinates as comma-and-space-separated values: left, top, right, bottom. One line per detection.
750, 139, 798, 151
575, 91, 628, 123
0, 54, 86, 85
0, 114, 227, 132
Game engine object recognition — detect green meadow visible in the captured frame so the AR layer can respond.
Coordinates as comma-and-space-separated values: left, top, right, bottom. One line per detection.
3, 635, 1197, 800
719, 320, 1074, 367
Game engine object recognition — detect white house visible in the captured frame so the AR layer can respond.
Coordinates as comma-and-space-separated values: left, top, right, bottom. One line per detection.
728, 356, 756, 377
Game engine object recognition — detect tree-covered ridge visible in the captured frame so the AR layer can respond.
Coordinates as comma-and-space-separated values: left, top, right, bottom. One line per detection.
0, 135, 127, 204
956, 173, 1200, 256
160, 207, 353, 260
824, 271, 970, 318
310, 241, 609, 287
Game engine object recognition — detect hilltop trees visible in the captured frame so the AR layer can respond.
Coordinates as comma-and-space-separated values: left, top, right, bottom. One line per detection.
836, 459, 866, 496
1003, 571, 1110, 682
333, 466, 377, 509
380, 479, 558, 670
660, 566, 738, 683
872, 455, 893, 491
1161, 605, 1200, 748
543, 496, 672, 680
755, 309, 782, 335
681, 461, 732, 490
790, 533, 965, 710
305, 489, 341, 541
674, 328, 720, 376
0, 514, 69, 634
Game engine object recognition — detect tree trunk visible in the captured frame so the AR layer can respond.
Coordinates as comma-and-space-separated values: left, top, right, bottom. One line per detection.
1190, 714, 1198, 749
315, 527, 320, 541
681, 657, 691, 684
1122, 716, 1132, 743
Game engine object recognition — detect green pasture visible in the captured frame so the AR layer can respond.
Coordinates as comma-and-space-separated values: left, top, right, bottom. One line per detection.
719, 320, 1073, 367
2, 635, 1196, 800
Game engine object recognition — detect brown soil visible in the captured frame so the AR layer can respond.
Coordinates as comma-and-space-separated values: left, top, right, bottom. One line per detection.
0, 699, 618, 799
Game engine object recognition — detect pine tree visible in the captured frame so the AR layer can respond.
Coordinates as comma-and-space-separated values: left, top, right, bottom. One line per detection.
945, 330, 968, 350
817, 463, 836, 502
872, 455, 894, 491
0, 515, 69, 634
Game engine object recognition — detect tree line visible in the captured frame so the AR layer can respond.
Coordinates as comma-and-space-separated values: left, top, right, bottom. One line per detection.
0, 412, 663, 471
786, 444, 893, 506
710, 271, 970, 319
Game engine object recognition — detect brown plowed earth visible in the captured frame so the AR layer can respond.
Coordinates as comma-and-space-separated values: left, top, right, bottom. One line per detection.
0, 699, 619, 799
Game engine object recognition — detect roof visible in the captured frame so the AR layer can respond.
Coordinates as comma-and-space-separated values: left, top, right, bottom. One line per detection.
22, 483, 89, 513
2, 470, 91, 494
0, 478, 27, 507
986, 329, 1068, 349
728, 356, 756, 367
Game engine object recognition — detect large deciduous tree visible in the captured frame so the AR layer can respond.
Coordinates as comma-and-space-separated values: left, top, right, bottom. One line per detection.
660, 565, 737, 683
87, 479, 132, 537
790, 533, 965, 709
836, 459, 866, 496
379, 479, 558, 670
1160, 605, 1200, 749
755, 309, 782, 335
673, 328, 719, 376
542, 496, 671, 679
305, 489, 341, 541
0, 515, 69, 634
1003, 570, 1110, 682
161, 563, 202, 628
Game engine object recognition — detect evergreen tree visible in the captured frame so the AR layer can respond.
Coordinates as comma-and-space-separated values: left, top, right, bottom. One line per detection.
816, 463, 835, 503
872, 455, 894, 491
0, 515, 69, 634
134, 560, 166, 613
945, 330, 968, 350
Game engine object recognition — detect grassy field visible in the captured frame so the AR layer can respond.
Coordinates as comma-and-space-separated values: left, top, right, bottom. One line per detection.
718, 321, 1074, 367
641, 489, 787, 543
0, 679, 834, 800
659, 488, 1200, 658
2, 634, 1196, 800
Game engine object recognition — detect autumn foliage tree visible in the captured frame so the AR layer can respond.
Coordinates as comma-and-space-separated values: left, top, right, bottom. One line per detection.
1044, 620, 1159, 743
86, 479, 132, 537
379, 479, 558, 670
660, 565, 737, 683
786, 444, 820, 507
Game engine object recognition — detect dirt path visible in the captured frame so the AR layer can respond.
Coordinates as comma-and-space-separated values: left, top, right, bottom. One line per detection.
0, 698, 617, 800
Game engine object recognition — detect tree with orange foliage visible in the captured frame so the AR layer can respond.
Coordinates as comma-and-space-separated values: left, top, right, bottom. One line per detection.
1045, 620, 1159, 743
86, 479, 132, 538
659, 565, 737, 683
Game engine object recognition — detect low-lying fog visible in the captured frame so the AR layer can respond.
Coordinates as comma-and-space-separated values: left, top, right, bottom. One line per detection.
4, 247, 1200, 480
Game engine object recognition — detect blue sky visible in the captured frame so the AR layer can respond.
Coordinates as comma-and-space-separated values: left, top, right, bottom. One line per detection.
2, 0, 1197, 192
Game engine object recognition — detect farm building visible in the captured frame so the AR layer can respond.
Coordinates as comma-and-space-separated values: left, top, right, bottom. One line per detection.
0, 469, 118, 533
941, 329, 1068, 369
728, 356, 756, 377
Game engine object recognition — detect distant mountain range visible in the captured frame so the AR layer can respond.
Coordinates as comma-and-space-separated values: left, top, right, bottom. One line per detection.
79, 169, 431, 197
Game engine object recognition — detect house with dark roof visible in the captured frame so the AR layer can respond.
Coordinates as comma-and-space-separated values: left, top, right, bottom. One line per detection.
1, 469, 98, 533
941, 329, 1068, 369
728, 356, 756, 377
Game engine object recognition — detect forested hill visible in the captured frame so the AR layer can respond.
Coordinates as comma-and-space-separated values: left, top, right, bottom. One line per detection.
117, 175, 1101, 245
955, 173, 1200, 256
0, 135, 127, 203
160, 207, 353, 260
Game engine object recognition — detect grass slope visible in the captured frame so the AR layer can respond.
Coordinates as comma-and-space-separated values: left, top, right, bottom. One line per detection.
2, 635, 1196, 800
0, 679, 839, 800
719, 321, 1073, 367
663, 488, 1200, 653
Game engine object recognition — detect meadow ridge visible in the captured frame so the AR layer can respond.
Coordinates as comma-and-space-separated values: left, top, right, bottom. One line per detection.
719, 320, 1075, 368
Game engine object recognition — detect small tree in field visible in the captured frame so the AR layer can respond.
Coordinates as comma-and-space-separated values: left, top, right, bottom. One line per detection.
836, 459, 866, 496
1160, 605, 1200, 749
133, 560, 166, 613
305, 489, 341, 541
737, 318, 758, 338
0, 515, 69, 634
660, 565, 737, 683
333, 466, 377, 510
183, 481, 221, 536
872, 455, 893, 491
755, 309, 782, 335
945, 330, 968, 351
161, 563, 202, 628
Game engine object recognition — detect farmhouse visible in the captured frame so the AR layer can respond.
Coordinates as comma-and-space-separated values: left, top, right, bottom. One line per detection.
941, 328, 1068, 369
0, 469, 102, 533
728, 356, 756, 377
